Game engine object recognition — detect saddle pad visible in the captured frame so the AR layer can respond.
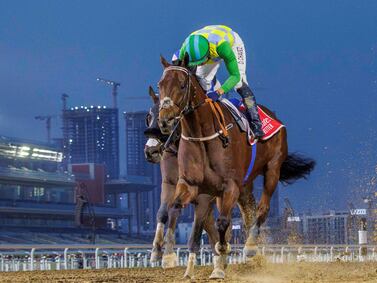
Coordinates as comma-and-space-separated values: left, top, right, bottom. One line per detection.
221, 99, 285, 145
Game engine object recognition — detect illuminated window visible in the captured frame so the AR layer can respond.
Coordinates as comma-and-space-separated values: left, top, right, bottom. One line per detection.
33, 187, 45, 197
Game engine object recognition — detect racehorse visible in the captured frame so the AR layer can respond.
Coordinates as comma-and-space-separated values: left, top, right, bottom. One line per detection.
144, 86, 219, 273
145, 86, 261, 278
157, 54, 315, 279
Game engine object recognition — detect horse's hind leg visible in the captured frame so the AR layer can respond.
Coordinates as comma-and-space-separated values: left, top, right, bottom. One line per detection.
249, 161, 281, 244
151, 182, 176, 263
211, 179, 239, 279
237, 183, 258, 259
183, 194, 216, 279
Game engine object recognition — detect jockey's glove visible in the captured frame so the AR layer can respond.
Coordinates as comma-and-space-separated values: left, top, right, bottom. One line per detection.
206, 91, 219, 102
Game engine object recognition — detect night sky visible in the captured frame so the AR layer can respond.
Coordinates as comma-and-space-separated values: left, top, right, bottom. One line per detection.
0, 1, 376, 213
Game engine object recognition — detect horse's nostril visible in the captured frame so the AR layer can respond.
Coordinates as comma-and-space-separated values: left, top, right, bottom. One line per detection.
145, 150, 151, 159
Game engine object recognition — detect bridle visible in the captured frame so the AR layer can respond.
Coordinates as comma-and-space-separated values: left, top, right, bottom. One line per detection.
159, 66, 198, 116
158, 66, 198, 150
159, 66, 232, 149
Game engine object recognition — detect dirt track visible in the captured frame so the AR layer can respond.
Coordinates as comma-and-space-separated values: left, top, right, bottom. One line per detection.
1, 258, 376, 283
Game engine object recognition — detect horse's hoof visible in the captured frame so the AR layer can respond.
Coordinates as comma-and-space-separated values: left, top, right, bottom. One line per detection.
182, 252, 196, 279
243, 245, 258, 260
150, 247, 163, 263
161, 252, 177, 269
215, 242, 231, 255
183, 272, 193, 280
209, 268, 225, 280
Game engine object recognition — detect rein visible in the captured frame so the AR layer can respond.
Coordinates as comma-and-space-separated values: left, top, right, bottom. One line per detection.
161, 66, 232, 147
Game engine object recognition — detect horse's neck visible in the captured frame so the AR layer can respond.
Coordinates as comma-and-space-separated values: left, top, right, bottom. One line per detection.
181, 108, 205, 137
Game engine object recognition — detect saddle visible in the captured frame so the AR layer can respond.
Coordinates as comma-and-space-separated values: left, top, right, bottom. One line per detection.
221, 98, 285, 145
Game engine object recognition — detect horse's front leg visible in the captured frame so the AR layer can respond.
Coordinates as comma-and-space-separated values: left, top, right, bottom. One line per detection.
161, 204, 180, 268
211, 179, 240, 280
162, 179, 198, 268
183, 194, 215, 279
151, 182, 175, 263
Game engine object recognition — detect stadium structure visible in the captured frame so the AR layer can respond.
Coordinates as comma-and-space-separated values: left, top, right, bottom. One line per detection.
0, 135, 153, 244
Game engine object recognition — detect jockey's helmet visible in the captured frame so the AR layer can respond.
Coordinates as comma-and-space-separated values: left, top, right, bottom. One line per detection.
183, 35, 209, 67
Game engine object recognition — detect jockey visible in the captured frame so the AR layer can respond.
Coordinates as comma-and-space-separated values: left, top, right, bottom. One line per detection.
178, 25, 264, 139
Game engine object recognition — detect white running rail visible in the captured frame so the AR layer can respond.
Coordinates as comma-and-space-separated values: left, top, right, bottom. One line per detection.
0, 244, 375, 272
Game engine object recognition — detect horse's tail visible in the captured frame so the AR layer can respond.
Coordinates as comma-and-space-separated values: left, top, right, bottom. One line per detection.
279, 153, 316, 185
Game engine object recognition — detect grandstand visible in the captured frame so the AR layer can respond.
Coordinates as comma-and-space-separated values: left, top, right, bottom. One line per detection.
0, 136, 151, 245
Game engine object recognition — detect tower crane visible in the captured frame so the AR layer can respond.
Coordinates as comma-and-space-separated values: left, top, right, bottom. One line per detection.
61, 93, 69, 111
282, 198, 302, 244
96, 77, 120, 108
283, 198, 294, 229
35, 115, 55, 144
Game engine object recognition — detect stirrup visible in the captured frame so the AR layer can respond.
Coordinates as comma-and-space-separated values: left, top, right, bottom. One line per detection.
219, 134, 229, 148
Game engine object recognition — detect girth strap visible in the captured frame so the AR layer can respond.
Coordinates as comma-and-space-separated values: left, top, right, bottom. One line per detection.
205, 98, 229, 138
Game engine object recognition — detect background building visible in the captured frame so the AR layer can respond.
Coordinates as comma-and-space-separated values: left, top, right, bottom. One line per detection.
302, 211, 349, 244
63, 106, 119, 180
124, 111, 161, 234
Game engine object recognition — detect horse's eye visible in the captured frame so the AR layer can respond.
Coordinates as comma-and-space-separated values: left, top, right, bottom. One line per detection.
181, 84, 186, 90
145, 113, 152, 127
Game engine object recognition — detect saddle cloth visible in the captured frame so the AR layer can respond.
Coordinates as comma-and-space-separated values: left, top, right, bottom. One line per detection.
221, 98, 285, 145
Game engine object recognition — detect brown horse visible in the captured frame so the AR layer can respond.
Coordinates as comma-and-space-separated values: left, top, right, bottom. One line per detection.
158, 55, 315, 279
144, 86, 220, 272
145, 86, 262, 278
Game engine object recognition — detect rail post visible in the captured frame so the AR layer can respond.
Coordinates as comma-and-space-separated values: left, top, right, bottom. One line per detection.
81, 251, 86, 269
64, 248, 69, 270
56, 255, 61, 270
143, 254, 148, 267
30, 248, 35, 271
200, 247, 204, 266
176, 248, 181, 266
95, 248, 100, 269
314, 246, 318, 261
11, 258, 15, 271
107, 253, 111, 269
40, 256, 44, 270
124, 248, 128, 268
280, 246, 285, 263
330, 246, 334, 262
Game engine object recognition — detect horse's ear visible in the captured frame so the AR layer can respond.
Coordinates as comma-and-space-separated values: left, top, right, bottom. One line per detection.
181, 52, 190, 67
148, 86, 159, 104
160, 55, 170, 69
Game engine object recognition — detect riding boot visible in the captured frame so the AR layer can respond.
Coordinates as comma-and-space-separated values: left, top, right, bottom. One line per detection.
236, 83, 264, 139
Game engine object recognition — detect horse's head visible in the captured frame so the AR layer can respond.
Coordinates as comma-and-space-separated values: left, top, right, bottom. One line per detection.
144, 86, 165, 163
158, 54, 198, 135
144, 83, 183, 163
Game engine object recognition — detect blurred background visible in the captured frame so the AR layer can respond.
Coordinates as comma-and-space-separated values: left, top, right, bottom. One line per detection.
0, 0, 375, 245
